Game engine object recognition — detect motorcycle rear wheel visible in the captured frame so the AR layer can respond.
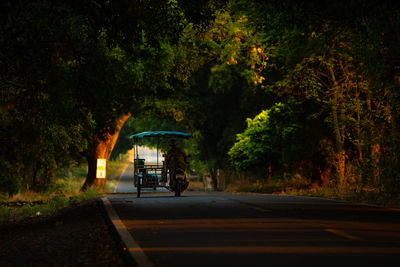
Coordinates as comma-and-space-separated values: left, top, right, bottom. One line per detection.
174, 180, 181, 197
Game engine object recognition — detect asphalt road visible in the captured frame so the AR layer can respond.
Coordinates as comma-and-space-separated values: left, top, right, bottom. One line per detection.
106, 192, 400, 267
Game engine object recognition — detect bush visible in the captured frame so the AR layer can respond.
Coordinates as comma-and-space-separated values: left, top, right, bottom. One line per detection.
0, 162, 20, 195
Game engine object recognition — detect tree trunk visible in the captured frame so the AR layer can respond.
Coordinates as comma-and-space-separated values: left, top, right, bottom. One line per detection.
319, 166, 331, 188
353, 90, 363, 184
200, 173, 207, 190
355, 90, 363, 162
32, 166, 38, 188
267, 162, 272, 180
209, 168, 218, 191
81, 113, 131, 191
371, 143, 381, 185
336, 151, 346, 187
328, 62, 346, 187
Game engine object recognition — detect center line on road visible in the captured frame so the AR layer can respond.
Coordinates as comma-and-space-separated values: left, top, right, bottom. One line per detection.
325, 228, 360, 240
226, 198, 273, 212
250, 206, 273, 212
129, 246, 400, 254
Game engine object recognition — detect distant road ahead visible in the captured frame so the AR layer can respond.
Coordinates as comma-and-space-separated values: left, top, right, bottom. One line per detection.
106, 193, 400, 267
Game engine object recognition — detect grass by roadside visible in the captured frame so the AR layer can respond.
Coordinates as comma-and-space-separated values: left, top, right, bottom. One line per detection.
0, 183, 101, 223
187, 180, 209, 192
286, 187, 400, 207
0, 155, 129, 223
186, 174, 215, 192
226, 175, 309, 194
106, 157, 130, 193
0, 162, 98, 223
226, 176, 400, 208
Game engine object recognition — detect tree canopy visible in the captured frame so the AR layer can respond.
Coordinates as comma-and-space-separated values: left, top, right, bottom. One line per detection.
0, 0, 226, 192
2, 0, 400, 197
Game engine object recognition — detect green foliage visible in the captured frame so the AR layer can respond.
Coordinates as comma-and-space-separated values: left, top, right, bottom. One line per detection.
201, 9, 270, 87
0, 190, 97, 223
223, 0, 400, 195
111, 112, 187, 159
230, 174, 310, 194
229, 103, 310, 171
1, 0, 224, 194
106, 158, 128, 179
2, 0, 400, 200
0, 187, 102, 223
155, 6, 277, 178
0, 162, 20, 195
0, 162, 104, 222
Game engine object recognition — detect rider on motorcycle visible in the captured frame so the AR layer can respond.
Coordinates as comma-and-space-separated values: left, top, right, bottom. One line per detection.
165, 139, 188, 186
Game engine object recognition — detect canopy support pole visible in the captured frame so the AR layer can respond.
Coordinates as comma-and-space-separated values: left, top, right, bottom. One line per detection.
156, 137, 159, 165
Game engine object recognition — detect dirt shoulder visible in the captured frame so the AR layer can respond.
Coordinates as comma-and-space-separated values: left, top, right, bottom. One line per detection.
0, 200, 125, 266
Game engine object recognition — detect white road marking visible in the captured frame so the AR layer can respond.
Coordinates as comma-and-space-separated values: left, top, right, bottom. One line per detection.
101, 197, 155, 267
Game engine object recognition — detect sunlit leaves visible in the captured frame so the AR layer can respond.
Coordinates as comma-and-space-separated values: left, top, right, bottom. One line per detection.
229, 103, 305, 171
200, 9, 270, 87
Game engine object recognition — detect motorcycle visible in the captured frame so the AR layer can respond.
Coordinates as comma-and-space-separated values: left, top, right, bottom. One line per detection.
130, 131, 191, 198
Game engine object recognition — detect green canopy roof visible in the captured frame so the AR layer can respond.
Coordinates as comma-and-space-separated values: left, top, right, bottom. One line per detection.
129, 131, 192, 139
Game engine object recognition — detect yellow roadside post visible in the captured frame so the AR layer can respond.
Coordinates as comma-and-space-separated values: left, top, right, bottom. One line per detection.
95, 158, 107, 190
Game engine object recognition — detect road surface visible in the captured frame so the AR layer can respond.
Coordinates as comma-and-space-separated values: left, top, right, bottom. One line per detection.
104, 192, 400, 267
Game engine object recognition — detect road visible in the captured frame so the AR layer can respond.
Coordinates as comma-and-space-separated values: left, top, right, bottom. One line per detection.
104, 192, 400, 267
